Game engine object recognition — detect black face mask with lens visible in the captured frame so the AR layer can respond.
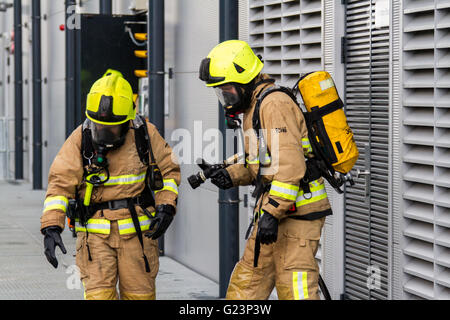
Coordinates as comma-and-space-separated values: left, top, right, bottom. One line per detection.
95, 127, 121, 147
92, 122, 129, 151
220, 81, 256, 129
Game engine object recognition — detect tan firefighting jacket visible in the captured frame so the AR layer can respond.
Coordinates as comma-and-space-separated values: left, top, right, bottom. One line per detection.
226, 74, 331, 220
40, 120, 181, 233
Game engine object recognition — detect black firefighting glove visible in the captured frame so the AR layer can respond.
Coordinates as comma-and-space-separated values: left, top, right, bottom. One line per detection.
42, 226, 67, 269
257, 211, 279, 245
210, 168, 234, 190
146, 204, 175, 240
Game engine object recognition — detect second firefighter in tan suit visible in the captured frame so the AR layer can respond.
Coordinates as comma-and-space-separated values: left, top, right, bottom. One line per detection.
40, 70, 181, 300
199, 41, 332, 300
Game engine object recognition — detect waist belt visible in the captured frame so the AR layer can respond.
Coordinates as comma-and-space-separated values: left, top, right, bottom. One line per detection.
76, 196, 154, 273
288, 208, 332, 221
89, 196, 149, 213
76, 194, 156, 235
75, 212, 155, 235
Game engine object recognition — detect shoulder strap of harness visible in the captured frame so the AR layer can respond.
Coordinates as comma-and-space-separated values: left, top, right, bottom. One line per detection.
252, 86, 299, 138
81, 120, 94, 167
81, 115, 155, 167
132, 114, 154, 166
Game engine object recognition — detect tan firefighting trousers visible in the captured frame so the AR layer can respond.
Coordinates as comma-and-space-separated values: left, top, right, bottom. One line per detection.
226, 216, 325, 300
75, 221, 159, 300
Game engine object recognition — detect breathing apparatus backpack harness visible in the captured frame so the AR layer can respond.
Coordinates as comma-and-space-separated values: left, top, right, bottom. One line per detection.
250, 79, 350, 269
246, 81, 339, 301
69, 114, 164, 273
253, 85, 347, 199
251, 83, 331, 217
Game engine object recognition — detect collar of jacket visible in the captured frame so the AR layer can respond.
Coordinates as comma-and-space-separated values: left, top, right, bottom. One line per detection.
244, 73, 275, 117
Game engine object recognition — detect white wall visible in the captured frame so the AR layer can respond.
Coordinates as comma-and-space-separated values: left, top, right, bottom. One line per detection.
163, 0, 222, 283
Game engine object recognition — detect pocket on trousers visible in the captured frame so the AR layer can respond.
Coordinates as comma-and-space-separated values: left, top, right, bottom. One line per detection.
75, 232, 85, 253
283, 235, 317, 270
75, 233, 88, 281
283, 218, 325, 241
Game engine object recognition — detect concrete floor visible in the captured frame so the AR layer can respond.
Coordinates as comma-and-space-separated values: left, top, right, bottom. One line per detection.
0, 180, 219, 300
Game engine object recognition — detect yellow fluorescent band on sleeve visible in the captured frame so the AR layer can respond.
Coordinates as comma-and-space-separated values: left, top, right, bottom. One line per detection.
43, 196, 69, 213
155, 179, 179, 195
270, 181, 299, 201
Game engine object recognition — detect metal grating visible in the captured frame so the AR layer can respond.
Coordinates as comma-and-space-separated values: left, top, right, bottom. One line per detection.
343, 0, 390, 300
248, 0, 324, 86
247, 0, 325, 279
402, 0, 450, 300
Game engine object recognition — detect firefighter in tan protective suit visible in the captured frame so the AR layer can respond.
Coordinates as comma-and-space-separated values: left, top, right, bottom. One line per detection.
40, 70, 181, 300
199, 40, 332, 300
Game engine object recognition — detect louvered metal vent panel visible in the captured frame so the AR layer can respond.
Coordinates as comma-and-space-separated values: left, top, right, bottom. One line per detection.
402, 0, 450, 300
248, 0, 325, 275
344, 0, 390, 300
249, 0, 323, 87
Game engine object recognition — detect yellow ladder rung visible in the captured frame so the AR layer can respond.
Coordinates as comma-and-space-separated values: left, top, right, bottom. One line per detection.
134, 70, 148, 78
134, 50, 148, 58
134, 33, 147, 41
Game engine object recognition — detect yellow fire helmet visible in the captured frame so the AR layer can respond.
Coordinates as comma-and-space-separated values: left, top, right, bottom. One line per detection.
199, 40, 264, 87
86, 70, 136, 125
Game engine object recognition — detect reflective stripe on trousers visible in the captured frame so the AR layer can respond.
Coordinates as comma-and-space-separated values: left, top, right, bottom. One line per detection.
293, 272, 309, 300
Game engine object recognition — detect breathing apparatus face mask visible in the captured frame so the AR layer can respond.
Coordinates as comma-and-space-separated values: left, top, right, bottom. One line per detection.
91, 121, 128, 150
214, 83, 241, 107
214, 83, 248, 129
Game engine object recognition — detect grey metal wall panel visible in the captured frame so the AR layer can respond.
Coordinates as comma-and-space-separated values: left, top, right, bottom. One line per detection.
0, 13, 7, 179
248, 0, 327, 296
239, 0, 250, 43
163, 0, 221, 283
238, 0, 256, 258
249, 0, 324, 86
391, 0, 403, 300
344, 0, 390, 300
401, 0, 450, 300
41, 0, 67, 188
323, 0, 346, 300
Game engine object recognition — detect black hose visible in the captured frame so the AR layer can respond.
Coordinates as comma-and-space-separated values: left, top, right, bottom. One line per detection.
319, 274, 332, 300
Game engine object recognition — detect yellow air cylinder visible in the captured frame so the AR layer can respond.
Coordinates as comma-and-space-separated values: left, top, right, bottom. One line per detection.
297, 71, 359, 174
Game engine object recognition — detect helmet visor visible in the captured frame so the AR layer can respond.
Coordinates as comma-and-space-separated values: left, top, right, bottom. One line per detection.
91, 122, 124, 148
214, 84, 241, 107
